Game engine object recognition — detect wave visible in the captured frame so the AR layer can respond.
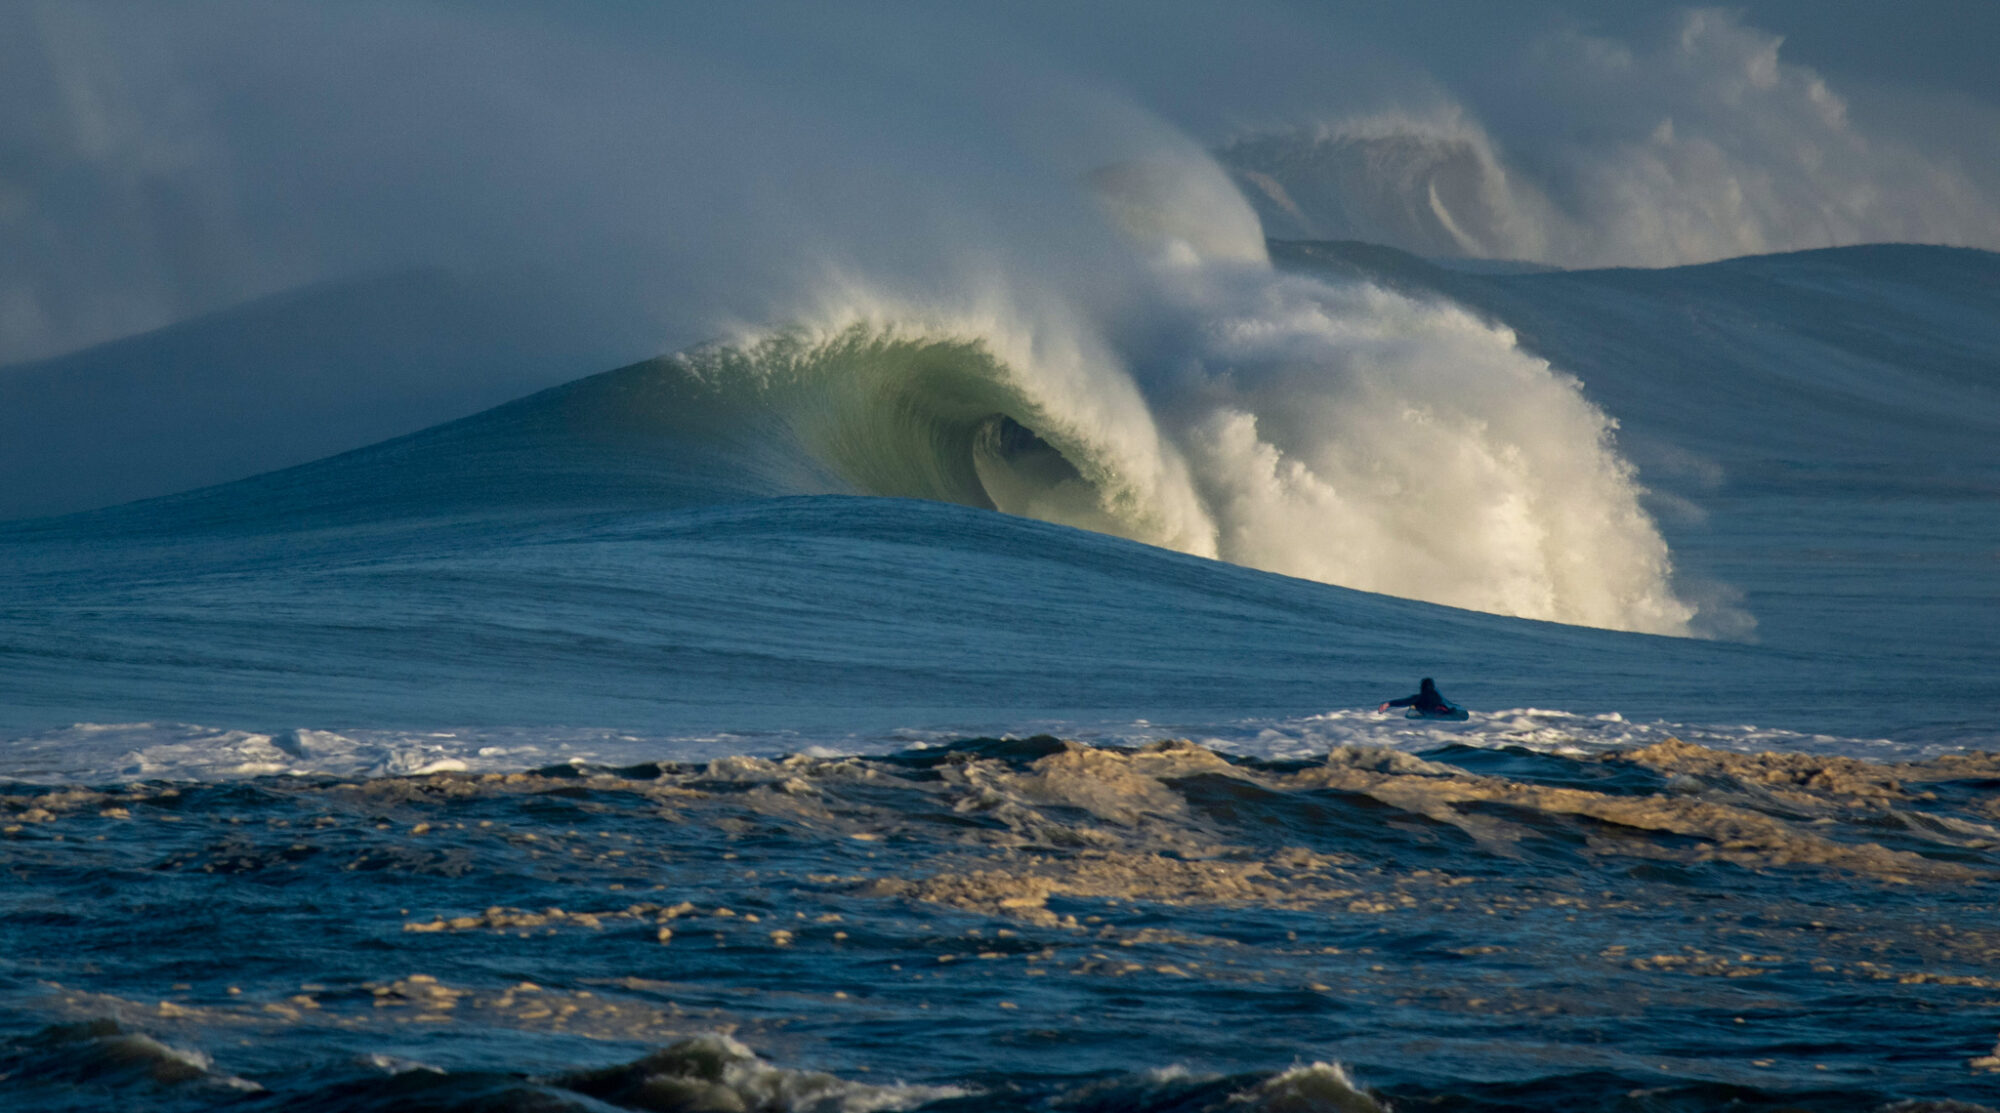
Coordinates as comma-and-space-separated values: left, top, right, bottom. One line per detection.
0, 1020, 262, 1099
665, 323, 1210, 556
1222, 114, 1543, 262
1216, 14, 2000, 269
637, 276, 1696, 636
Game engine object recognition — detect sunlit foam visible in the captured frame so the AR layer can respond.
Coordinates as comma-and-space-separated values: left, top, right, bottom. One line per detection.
674, 255, 1699, 635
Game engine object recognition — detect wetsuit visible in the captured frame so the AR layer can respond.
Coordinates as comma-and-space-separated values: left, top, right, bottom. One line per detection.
1383, 678, 1451, 714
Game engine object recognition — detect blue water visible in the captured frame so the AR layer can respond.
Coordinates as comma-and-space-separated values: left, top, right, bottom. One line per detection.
3, 242, 1998, 1110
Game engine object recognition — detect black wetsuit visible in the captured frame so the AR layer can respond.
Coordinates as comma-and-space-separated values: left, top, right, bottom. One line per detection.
1385, 679, 1451, 713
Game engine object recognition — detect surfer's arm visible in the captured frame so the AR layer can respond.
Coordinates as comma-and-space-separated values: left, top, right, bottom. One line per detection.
1381, 695, 1417, 709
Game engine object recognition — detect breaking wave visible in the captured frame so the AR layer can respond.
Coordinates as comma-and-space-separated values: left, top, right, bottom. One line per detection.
647, 272, 1696, 635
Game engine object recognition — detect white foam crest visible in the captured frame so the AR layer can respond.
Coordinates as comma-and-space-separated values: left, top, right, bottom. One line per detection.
0, 721, 931, 785
1163, 270, 1693, 633
359, 1053, 444, 1076
41, 1027, 265, 1094
0, 722, 571, 784
1117, 708, 1967, 766
1230, 1060, 1384, 1113
1, 710, 1973, 786
601, 1035, 966, 1113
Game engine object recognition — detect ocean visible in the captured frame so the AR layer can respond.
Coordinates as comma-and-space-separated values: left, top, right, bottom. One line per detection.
3, 238, 1997, 1111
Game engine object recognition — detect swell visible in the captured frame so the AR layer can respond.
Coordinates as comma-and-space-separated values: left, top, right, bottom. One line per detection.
31, 240, 1998, 654
9, 290, 1702, 636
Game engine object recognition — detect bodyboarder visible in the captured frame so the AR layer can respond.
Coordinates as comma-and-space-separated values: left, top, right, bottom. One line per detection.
1380, 677, 1454, 715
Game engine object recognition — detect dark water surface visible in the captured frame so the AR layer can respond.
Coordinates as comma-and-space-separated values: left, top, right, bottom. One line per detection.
6, 738, 1998, 1111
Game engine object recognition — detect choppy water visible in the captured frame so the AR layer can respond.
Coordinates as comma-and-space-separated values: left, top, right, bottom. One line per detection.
7, 737, 2000, 1111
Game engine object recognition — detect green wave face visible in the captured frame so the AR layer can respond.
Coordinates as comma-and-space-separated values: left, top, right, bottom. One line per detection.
666, 323, 1202, 552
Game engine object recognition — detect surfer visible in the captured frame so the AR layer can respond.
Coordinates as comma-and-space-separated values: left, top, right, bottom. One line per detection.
1380, 677, 1452, 714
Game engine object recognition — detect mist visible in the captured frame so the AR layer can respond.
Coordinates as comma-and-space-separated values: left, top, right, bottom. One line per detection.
5, 1, 1999, 366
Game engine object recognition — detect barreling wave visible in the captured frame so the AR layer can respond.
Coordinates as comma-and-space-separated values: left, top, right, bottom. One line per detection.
669, 324, 1209, 555
644, 273, 1699, 637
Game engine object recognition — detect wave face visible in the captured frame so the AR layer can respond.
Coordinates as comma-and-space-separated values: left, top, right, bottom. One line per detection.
651, 276, 1694, 635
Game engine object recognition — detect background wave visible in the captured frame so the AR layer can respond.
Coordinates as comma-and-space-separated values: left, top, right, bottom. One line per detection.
1216, 11, 2000, 268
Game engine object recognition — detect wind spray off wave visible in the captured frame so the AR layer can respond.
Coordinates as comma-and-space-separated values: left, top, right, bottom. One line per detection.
1218, 11, 2000, 268
660, 260, 1698, 636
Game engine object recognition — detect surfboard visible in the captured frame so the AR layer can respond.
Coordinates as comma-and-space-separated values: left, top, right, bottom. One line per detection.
1404, 706, 1469, 721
